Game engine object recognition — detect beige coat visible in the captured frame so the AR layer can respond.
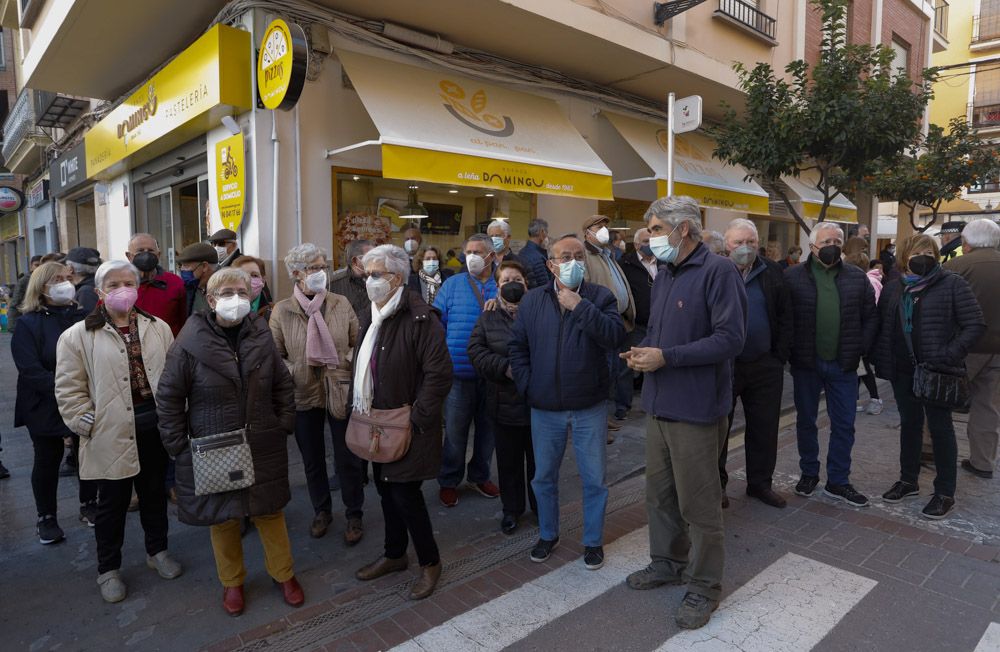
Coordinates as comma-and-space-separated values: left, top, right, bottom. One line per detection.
54, 312, 174, 480
584, 243, 636, 332
270, 291, 359, 419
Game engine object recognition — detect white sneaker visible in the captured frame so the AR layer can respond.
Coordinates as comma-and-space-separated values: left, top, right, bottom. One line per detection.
856, 402, 866, 413
866, 399, 884, 415
97, 570, 127, 603
146, 550, 183, 579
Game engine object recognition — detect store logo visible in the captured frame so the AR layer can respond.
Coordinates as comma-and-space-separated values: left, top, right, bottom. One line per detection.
59, 156, 79, 186
440, 81, 514, 137
116, 84, 159, 142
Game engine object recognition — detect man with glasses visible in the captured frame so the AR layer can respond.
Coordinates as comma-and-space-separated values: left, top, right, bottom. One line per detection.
210, 228, 242, 268
177, 243, 219, 316
785, 222, 877, 507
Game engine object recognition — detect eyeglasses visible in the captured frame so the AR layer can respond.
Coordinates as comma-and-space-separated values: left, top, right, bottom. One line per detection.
304, 264, 330, 274
550, 254, 586, 263
362, 271, 395, 280
216, 289, 251, 299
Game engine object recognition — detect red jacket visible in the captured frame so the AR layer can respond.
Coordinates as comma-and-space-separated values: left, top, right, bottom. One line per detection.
136, 269, 187, 336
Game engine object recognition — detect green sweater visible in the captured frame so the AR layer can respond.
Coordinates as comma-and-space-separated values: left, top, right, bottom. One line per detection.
811, 257, 840, 362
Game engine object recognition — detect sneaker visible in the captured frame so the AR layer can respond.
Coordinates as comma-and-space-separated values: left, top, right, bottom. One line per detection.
583, 546, 604, 570
626, 564, 683, 590
866, 398, 884, 415
439, 487, 459, 507
856, 402, 866, 413
79, 502, 98, 527
794, 475, 820, 497
529, 537, 559, 563
0, 460, 10, 480
921, 494, 955, 520
473, 481, 500, 499
97, 570, 127, 603
882, 481, 919, 504
37, 515, 65, 545
146, 550, 183, 579
675, 592, 719, 629
823, 483, 870, 507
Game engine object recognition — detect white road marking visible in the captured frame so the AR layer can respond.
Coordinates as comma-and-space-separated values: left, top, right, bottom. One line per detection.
657, 552, 877, 652
974, 623, 1000, 652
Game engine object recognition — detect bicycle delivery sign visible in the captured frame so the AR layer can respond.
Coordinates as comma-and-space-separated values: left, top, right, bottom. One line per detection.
215, 133, 246, 231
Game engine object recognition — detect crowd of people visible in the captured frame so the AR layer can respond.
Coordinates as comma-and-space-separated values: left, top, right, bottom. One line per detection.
4, 202, 999, 632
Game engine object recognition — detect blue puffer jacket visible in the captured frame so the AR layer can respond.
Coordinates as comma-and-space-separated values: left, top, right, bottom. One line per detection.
434, 272, 498, 380
509, 281, 626, 412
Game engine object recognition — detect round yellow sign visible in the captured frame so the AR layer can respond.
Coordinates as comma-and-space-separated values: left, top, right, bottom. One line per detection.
257, 19, 306, 111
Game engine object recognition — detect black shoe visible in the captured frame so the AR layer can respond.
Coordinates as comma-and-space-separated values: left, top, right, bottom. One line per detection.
882, 481, 920, 504
501, 514, 518, 535
529, 537, 559, 563
79, 502, 97, 528
584, 546, 604, 570
614, 408, 627, 421
823, 483, 869, 507
721, 493, 730, 509
37, 516, 65, 545
0, 461, 9, 480
675, 592, 719, 629
794, 475, 820, 497
960, 459, 994, 479
922, 494, 955, 520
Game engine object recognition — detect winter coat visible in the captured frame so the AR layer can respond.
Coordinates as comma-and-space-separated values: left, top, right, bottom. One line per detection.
509, 281, 626, 412
433, 271, 498, 380
13, 304, 88, 436
750, 257, 794, 363
784, 255, 878, 372
468, 307, 529, 426
54, 310, 174, 480
74, 275, 99, 314
407, 268, 455, 304
155, 312, 296, 526
619, 250, 655, 328
584, 242, 636, 332
136, 268, 188, 336
872, 272, 986, 381
269, 290, 358, 420
945, 246, 1000, 354
329, 268, 371, 322
356, 290, 452, 483
519, 240, 551, 289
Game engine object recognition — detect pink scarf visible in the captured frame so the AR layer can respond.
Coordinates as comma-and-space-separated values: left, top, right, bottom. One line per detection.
293, 284, 340, 368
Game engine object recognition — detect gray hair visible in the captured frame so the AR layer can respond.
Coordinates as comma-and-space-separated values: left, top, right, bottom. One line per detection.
344, 239, 373, 265
284, 243, 328, 278
128, 232, 159, 248
528, 219, 549, 237
633, 228, 649, 244
207, 267, 251, 295
67, 260, 99, 276
809, 222, 844, 245
95, 260, 140, 291
643, 196, 703, 239
962, 218, 1000, 250
488, 219, 511, 236
703, 230, 725, 254
466, 233, 495, 253
725, 218, 759, 239
362, 244, 411, 281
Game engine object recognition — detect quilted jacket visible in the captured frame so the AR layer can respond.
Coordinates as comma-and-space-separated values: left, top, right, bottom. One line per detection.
434, 271, 497, 380
468, 306, 530, 426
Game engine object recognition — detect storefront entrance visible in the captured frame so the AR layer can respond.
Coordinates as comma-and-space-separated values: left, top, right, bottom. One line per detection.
138, 162, 209, 270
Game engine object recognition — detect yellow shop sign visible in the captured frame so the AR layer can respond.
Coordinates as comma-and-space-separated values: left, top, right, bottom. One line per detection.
85, 24, 252, 179
215, 133, 246, 232
257, 19, 307, 111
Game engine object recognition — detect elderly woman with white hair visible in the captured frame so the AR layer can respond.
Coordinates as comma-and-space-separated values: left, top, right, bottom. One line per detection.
270, 243, 366, 544
55, 260, 180, 604
352, 245, 452, 600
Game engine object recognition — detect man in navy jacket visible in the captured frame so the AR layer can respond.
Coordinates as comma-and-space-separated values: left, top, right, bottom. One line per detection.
622, 196, 747, 631
518, 218, 551, 289
509, 235, 625, 572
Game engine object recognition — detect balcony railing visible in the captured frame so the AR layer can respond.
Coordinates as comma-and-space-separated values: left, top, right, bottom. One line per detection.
970, 101, 1000, 128
2, 88, 45, 163
715, 0, 776, 41
973, 13, 1000, 43
934, 1, 949, 38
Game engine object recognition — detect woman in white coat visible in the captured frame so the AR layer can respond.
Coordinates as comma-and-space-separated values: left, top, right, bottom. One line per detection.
55, 260, 181, 603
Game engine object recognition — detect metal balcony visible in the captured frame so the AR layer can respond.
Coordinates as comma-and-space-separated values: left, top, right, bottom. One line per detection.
970, 101, 1000, 129
2, 89, 48, 174
713, 0, 777, 44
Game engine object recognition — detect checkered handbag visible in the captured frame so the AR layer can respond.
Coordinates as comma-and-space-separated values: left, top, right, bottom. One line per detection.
190, 428, 256, 496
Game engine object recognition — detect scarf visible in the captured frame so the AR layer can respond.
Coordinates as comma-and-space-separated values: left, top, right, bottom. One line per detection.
103, 306, 153, 401
900, 266, 941, 333
293, 284, 340, 368
499, 296, 519, 318
418, 270, 443, 304
352, 287, 405, 415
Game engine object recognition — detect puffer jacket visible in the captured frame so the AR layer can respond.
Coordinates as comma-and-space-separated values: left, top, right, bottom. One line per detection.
785, 255, 878, 372
468, 307, 529, 426
13, 304, 87, 436
269, 290, 358, 420
55, 309, 174, 480
433, 271, 497, 380
356, 290, 453, 483
509, 281, 626, 412
872, 271, 986, 380
156, 312, 296, 526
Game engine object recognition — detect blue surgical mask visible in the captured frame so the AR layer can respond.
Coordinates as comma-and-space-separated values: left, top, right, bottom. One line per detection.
180, 269, 198, 288
640, 245, 654, 259
557, 260, 585, 288
649, 227, 679, 264
491, 236, 505, 252
422, 260, 439, 275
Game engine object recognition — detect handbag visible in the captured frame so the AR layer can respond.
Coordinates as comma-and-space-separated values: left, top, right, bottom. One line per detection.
346, 405, 412, 463
189, 367, 258, 496
899, 303, 971, 412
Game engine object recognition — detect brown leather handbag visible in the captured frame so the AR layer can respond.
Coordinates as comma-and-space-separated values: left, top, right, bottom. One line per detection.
346, 406, 412, 463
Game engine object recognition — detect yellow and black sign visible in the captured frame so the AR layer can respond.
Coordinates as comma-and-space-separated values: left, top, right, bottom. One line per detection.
215, 133, 246, 232
257, 19, 308, 111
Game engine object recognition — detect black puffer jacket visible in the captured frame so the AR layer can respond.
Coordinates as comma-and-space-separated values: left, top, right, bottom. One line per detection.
619, 251, 653, 328
785, 255, 877, 372
468, 307, 529, 427
156, 311, 296, 526
752, 257, 795, 363
872, 271, 986, 381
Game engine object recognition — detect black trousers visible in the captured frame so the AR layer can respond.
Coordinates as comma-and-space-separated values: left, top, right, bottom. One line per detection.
719, 355, 784, 491
294, 408, 364, 518
29, 434, 98, 517
892, 376, 957, 497
494, 423, 537, 517
95, 408, 169, 574
858, 358, 879, 400
373, 472, 439, 567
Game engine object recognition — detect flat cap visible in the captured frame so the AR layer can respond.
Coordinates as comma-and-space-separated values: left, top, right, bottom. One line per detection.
176, 242, 219, 264
209, 228, 238, 242
582, 215, 610, 231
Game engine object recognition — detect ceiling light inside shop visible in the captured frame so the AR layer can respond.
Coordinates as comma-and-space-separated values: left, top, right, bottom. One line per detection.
448, 189, 458, 194
401, 186, 429, 220
484, 193, 494, 197
352, 176, 360, 181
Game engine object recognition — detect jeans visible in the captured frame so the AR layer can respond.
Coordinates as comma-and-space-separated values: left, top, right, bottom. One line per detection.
614, 326, 646, 413
30, 434, 97, 518
439, 378, 495, 488
892, 376, 957, 497
374, 472, 440, 567
210, 512, 294, 587
494, 423, 536, 517
791, 357, 859, 486
294, 408, 364, 518
530, 402, 608, 547
719, 354, 784, 491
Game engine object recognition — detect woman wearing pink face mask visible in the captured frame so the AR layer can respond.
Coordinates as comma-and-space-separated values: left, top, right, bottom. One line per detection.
55, 260, 179, 604
233, 255, 273, 321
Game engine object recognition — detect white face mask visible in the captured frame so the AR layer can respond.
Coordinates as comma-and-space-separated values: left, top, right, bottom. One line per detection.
593, 226, 610, 245
215, 245, 229, 262
422, 260, 440, 275
215, 295, 251, 322
366, 276, 392, 303
466, 253, 487, 275
47, 280, 76, 305
304, 270, 327, 293
403, 239, 418, 254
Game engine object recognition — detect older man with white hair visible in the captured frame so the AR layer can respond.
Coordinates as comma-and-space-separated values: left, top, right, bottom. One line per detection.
945, 218, 1000, 478
487, 219, 520, 265
785, 222, 877, 507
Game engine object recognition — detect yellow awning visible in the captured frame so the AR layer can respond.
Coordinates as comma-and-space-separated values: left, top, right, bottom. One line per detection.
336, 50, 613, 200
781, 172, 858, 223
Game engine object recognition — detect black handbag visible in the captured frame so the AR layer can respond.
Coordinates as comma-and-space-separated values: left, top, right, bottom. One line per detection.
899, 303, 971, 412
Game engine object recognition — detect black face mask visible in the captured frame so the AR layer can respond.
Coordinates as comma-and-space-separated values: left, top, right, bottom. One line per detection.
908, 254, 937, 277
132, 252, 159, 273
500, 281, 526, 304
639, 245, 654, 259
817, 245, 842, 267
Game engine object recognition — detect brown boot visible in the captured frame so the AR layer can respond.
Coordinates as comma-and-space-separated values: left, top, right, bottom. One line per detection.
310, 511, 332, 539
344, 516, 364, 546
409, 562, 442, 600
355, 556, 408, 581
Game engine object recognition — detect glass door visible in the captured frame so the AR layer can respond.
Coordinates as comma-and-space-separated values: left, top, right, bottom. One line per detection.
145, 188, 174, 269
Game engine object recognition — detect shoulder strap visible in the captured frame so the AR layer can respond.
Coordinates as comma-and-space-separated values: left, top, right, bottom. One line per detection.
466, 274, 485, 309
897, 298, 918, 365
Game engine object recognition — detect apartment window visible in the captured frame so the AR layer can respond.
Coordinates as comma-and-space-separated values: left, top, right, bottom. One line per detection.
979, 0, 1000, 41
890, 36, 910, 75
0, 29, 6, 71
